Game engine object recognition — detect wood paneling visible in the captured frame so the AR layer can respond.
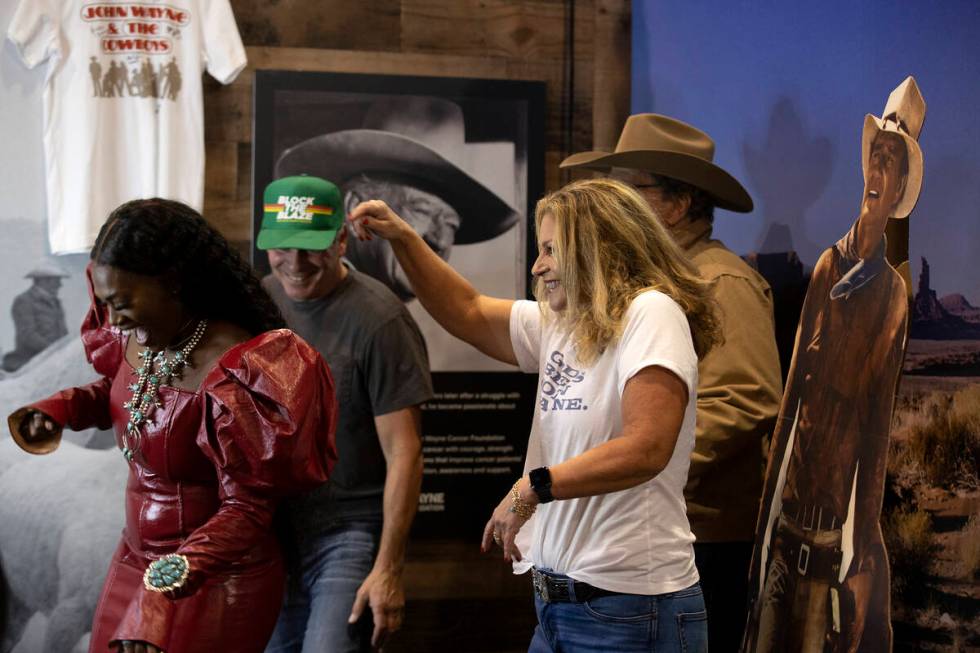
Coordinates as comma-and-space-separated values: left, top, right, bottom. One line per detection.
592, 0, 631, 152
401, 0, 574, 60
203, 1, 631, 237
231, 0, 401, 50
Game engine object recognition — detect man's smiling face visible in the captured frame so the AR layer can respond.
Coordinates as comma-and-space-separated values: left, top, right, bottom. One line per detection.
267, 228, 348, 302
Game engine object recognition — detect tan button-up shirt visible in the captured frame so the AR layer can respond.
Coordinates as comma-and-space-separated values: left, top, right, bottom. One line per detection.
673, 217, 783, 542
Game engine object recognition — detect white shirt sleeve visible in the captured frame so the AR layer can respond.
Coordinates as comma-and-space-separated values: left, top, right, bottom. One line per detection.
7, 0, 62, 68
202, 0, 246, 84
509, 300, 543, 373
616, 291, 699, 398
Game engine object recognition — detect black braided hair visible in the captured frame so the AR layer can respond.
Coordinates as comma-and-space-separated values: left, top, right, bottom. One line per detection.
91, 198, 286, 335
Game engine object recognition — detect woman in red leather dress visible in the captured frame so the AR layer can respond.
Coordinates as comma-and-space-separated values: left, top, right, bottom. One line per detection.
7, 199, 338, 653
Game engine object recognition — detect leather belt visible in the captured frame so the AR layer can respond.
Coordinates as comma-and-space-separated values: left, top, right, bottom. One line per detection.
776, 513, 842, 580
782, 499, 841, 532
531, 568, 616, 603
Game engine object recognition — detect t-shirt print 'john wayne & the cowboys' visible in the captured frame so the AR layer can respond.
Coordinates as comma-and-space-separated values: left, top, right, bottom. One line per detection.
83, 3, 190, 101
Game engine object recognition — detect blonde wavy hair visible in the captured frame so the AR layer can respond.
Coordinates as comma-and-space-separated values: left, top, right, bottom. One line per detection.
534, 178, 721, 365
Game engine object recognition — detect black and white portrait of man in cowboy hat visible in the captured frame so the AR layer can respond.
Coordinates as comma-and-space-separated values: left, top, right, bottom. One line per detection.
2, 262, 70, 372
745, 76, 926, 653
274, 95, 524, 371
562, 113, 784, 650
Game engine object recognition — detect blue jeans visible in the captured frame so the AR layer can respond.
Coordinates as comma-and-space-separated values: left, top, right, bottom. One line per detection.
528, 573, 708, 653
265, 521, 381, 653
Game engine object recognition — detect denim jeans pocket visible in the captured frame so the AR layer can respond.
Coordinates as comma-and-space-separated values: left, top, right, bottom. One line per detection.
583, 593, 656, 623
676, 609, 708, 653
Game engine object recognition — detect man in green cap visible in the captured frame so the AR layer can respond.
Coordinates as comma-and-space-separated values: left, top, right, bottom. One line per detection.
257, 175, 433, 653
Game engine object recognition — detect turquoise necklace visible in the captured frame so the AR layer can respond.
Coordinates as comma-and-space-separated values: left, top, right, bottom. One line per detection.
121, 320, 208, 461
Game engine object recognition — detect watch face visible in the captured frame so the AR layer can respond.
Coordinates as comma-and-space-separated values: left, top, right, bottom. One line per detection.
530, 466, 554, 502
530, 466, 551, 487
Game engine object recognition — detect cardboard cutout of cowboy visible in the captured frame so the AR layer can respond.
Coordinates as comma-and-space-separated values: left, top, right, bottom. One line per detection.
743, 76, 925, 652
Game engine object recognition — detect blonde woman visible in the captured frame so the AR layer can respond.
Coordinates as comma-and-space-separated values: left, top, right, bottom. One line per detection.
350, 179, 719, 653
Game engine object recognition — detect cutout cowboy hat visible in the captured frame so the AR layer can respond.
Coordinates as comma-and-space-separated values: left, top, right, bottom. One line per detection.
861, 76, 925, 220
560, 113, 753, 213
275, 97, 520, 245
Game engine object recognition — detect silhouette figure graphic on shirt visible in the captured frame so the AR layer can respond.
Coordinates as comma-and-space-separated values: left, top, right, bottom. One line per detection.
160, 58, 182, 101
89, 57, 102, 97
92, 57, 182, 101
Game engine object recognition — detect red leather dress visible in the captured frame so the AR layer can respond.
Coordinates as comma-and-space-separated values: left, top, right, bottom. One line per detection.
22, 302, 337, 652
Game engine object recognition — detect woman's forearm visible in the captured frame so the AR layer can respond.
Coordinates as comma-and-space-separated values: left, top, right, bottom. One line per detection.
519, 365, 687, 505
535, 429, 677, 503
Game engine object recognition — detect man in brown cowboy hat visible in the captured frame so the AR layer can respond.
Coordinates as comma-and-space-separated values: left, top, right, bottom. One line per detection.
561, 114, 783, 651
745, 76, 925, 653
2, 263, 69, 372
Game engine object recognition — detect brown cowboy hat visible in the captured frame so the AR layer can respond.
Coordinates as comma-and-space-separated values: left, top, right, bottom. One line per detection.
560, 113, 753, 213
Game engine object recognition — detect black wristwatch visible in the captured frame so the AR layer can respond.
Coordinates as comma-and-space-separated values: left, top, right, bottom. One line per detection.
529, 466, 555, 503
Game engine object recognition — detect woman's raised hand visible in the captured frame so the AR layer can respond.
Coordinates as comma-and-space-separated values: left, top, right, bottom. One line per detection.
347, 200, 415, 243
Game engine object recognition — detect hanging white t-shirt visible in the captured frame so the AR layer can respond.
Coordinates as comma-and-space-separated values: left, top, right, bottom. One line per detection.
7, 0, 246, 254
510, 290, 700, 595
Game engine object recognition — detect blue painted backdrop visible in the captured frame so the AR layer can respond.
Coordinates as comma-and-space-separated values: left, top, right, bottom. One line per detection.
632, 0, 980, 302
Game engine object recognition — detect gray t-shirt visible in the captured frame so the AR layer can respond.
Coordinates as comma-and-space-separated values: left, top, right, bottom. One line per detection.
263, 268, 433, 529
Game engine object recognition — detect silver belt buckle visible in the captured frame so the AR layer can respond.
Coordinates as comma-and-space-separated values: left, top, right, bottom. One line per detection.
797, 543, 811, 576
532, 570, 551, 602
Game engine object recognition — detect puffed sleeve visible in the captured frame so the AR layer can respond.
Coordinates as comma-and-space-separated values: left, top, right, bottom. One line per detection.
186, 328, 337, 575
109, 330, 337, 648
9, 265, 124, 453
142, 328, 335, 574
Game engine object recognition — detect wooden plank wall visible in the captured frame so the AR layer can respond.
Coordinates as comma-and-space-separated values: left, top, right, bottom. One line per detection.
202, 2, 630, 650
204, 0, 630, 245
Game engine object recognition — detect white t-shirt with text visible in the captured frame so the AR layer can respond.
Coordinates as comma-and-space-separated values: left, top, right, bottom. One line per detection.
8, 0, 246, 254
510, 290, 700, 595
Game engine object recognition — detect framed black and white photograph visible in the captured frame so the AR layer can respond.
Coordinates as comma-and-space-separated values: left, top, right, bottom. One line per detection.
252, 70, 545, 371
253, 70, 546, 536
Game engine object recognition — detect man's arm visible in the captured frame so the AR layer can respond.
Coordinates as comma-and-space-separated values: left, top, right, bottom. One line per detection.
854, 293, 908, 567
348, 406, 423, 650
747, 250, 832, 599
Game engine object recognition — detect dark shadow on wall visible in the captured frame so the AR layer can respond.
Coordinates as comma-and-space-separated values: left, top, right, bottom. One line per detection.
740, 97, 834, 380
743, 96, 834, 264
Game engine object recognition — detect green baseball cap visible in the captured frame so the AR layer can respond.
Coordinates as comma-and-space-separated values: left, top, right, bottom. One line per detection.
257, 175, 345, 250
